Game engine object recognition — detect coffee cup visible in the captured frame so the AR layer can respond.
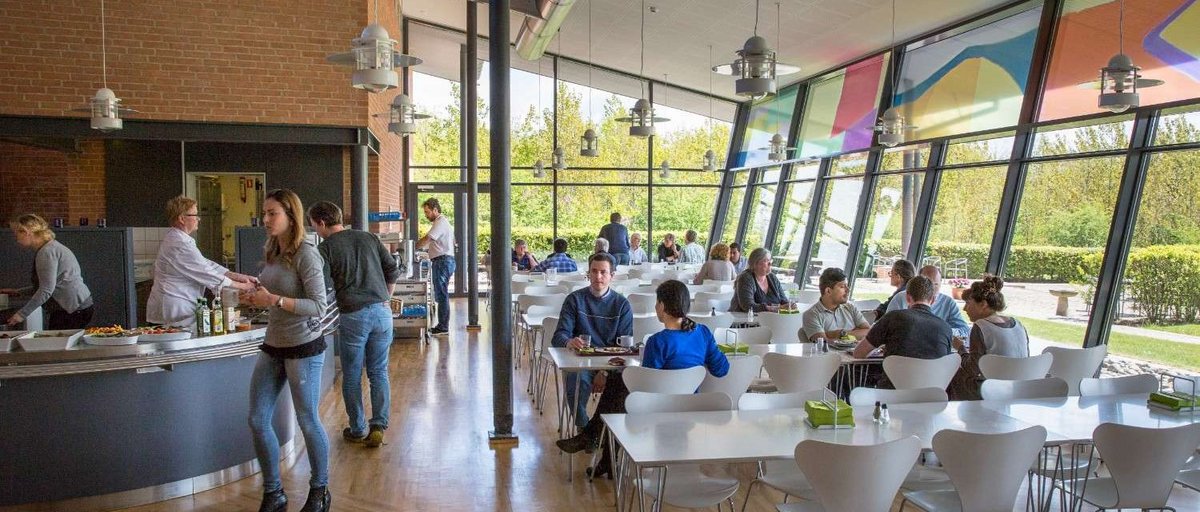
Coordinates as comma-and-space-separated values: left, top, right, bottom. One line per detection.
618, 335, 634, 348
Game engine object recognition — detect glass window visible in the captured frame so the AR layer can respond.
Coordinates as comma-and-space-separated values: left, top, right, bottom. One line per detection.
797, 54, 890, 159
771, 180, 818, 276
1154, 104, 1200, 146
720, 187, 748, 244
410, 167, 463, 183
554, 62, 649, 169
830, 151, 870, 176
733, 85, 799, 168
853, 172, 925, 300
894, 4, 1042, 139
652, 186, 719, 247
789, 160, 821, 181
511, 185, 554, 256
558, 169, 648, 184
880, 144, 930, 172
807, 177, 866, 286
1040, 0, 1200, 122
557, 185, 649, 257
742, 172, 781, 251
923, 166, 1007, 275
944, 133, 1015, 165
1032, 117, 1133, 157
410, 72, 463, 169
654, 85, 736, 169
656, 169, 722, 186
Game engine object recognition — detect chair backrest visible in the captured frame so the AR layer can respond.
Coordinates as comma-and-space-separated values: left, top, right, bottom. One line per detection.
738, 390, 825, 410
848, 387, 948, 407
538, 316, 559, 349
1042, 345, 1107, 395
934, 426, 1049, 512
763, 352, 842, 394
882, 353, 962, 390
522, 285, 564, 296
755, 312, 806, 343
698, 355, 762, 408
627, 293, 657, 316
525, 304, 558, 317
851, 299, 881, 314
978, 353, 1054, 381
511, 280, 533, 295
1092, 422, 1200, 508
702, 279, 734, 290
622, 366, 708, 394
632, 316, 666, 345
1174, 375, 1199, 395
980, 377, 1069, 401
693, 312, 734, 330
624, 391, 733, 413
1079, 374, 1159, 397
794, 436, 922, 512
793, 289, 821, 304
695, 291, 734, 312
516, 293, 567, 312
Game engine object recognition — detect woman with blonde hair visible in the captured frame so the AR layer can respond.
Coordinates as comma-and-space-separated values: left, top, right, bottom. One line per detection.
146, 195, 257, 327
2, 214, 93, 329
238, 190, 332, 512
692, 243, 736, 284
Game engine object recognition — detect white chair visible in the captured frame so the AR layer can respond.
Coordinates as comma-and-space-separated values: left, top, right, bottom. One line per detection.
702, 279, 734, 292
882, 354, 962, 390
783, 436, 922, 512
622, 366, 706, 394
532, 316, 559, 412
522, 284, 565, 296
980, 377, 1069, 400
755, 312, 806, 343
978, 353, 1054, 380
711, 326, 774, 345
901, 426, 1049, 512
631, 316, 665, 345
739, 391, 826, 510
1059, 423, 1200, 511
848, 387, 948, 407
762, 352, 841, 394
627, 293, 657, 316
1079, 374, 1159, 397
793, 289, 821, 304
698, 355, 762, 408
737, 390, 825, 410
624, 391, 739, 511
693, 312, 734, 330
851, 299, 880, 314
1042, 345, 1107, 396
695, 291, 734, 312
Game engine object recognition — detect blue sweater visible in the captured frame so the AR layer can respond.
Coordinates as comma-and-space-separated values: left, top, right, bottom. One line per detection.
552, 287, 633, 348
642, 324, 730, 377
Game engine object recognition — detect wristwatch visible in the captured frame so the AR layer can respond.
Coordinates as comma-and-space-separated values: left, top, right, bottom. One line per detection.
275, 295, 285, 309
838, 329, 846, 339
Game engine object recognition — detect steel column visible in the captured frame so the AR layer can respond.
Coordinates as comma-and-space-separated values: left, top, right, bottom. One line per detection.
350, 144, 369, 230
487, 0, 516, 442
465, 2, 480, 328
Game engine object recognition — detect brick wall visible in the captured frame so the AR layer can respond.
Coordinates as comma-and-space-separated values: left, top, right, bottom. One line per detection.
366, 0, 405, 235
0, 140, 106, 223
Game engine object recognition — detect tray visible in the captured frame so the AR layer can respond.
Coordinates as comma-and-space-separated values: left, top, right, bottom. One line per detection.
83, 334, 140, 346
17, 329, 84, 351
136, 331, 193, 342
572, 346, 640, 356
0, 330, 28, 352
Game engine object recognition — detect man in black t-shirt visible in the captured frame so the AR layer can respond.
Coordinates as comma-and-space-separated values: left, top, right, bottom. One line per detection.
854, 275, 953, 361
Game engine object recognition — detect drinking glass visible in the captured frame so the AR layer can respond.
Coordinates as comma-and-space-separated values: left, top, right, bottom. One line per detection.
579, 334, 592, 347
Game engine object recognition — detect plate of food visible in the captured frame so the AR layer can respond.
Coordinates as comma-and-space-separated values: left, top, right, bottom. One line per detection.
136, 326, 193, 342
83, 326, 140, 346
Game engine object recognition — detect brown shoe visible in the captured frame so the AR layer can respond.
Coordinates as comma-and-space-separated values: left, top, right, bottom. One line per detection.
365, 425, 385, 448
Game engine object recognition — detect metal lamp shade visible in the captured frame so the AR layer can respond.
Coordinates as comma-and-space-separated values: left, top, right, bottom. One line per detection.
351, 24, 398, 93
552, 147, 566, 170
1098, 53, 1140, 113
580, 129, 599, 157
629, 99, 655, 138
387, 94, 418, 135
702, 149, 717, 171
877, 107, 906, 147
736, 36, 777, 98
90, 87, 123, 132
659, 160, 671, 179
532, 159, 546, 178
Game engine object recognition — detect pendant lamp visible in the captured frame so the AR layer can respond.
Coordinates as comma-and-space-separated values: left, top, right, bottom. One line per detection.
712, 1, 800, 99
326, 0, 421, 92
72, 0, 137, 131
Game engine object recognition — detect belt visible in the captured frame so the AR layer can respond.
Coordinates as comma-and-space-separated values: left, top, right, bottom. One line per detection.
432, 255, 453, 261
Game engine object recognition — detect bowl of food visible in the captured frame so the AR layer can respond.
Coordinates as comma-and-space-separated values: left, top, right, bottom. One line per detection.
18, 329, 85, 351
83, 326, 140, 346
135, 326, 192, 342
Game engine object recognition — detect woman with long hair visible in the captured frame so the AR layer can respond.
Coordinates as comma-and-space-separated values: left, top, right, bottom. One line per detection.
2, 214, 93, 329
240, 190, 331, 512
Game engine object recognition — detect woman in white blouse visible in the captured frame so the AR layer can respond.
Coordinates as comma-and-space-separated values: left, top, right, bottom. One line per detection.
146, 196, 257, 326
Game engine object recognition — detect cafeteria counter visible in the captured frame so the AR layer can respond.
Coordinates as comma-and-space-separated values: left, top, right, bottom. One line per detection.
0, 327, 337, 511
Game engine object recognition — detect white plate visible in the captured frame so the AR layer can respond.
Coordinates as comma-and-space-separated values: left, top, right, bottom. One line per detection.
137, 331, 192, 342
18, 330, 84, 351
83, 334, 140, 346
0, 330, 26, 352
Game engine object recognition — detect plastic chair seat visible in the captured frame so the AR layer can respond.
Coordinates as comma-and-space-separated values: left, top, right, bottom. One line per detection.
901, 489, 966, 512
902, 464, 953, 492
759, 460, 814, 497
776, 502, 825, 512
1177, 468, 1200, 491
637, 467, 738, 508
1058, 477, 1119, 509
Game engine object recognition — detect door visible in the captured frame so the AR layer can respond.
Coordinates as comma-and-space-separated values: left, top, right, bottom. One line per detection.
194, 176, 224, 262
408, 184, 490, 296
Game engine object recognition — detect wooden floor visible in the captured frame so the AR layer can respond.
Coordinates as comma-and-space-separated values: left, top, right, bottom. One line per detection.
122, 299, 1200, 512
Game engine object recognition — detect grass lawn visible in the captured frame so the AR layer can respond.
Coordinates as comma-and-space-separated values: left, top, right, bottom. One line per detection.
1016, 316, 1200, 372
853, 292, 893, 303
1142, 323, 1200, 338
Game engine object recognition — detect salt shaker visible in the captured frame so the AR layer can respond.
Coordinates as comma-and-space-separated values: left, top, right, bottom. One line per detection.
880, 403, 891, 424
872, 401, 882, 423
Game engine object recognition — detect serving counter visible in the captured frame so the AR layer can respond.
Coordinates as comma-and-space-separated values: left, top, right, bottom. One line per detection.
0, 327, 337, 511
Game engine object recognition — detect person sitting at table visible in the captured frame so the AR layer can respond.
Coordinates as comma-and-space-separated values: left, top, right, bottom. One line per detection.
511, 239, 538, 271
628, 233, 648, 265
692, 243, 736, 284
593, 237, 610, 256
949, 276, 1031, 400
886, 264, 970, 338
853, 275, 953, 359
550, 252, 633, 433
802, 267, 871, 341
556, 279, 729, 479
728, 242, 748, 273
532, 238, 578, 273
679, 229, 706, 264
657, 233, 681, 263
876, 258, 916, 320
731, 248, 790, 313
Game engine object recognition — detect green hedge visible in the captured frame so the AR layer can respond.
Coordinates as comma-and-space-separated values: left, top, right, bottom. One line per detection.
872, 240, 1100, 283
479, 228, 630, 262
1125, 245, 1200, 323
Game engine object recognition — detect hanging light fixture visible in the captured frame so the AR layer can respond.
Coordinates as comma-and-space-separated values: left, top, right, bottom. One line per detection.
552, 146, 567, 171
372, 94, 431, 136
702, 45, 718, 171
759, 133, 796, 161
533, 159, 546, 178
580, 0, 599, 157
615, 0, 669, 138
72, 0, 136, 131
326, 0, 421, 92
659, 160, 672, 179
874, 0, 916, 148
1096, 0, 1164, 113
712, 1, 800, 99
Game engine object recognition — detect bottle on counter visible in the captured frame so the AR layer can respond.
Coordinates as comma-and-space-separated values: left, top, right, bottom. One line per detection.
195, 298, 211, 337
211, 298, 225, 335
224, 301, 237, 333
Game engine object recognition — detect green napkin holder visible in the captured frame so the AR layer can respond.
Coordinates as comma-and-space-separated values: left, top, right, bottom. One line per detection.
804, 399, 854, 428
717, 343, 749, 354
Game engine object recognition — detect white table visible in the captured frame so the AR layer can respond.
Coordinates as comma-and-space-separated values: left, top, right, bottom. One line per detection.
546, 346, 643, 481
744, 343, 881, 393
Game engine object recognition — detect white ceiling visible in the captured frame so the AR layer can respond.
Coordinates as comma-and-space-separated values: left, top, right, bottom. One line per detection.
402, 0, 1016, 102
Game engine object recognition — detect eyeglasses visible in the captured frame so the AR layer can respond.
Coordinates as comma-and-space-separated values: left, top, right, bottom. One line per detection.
183, 214, 200, 218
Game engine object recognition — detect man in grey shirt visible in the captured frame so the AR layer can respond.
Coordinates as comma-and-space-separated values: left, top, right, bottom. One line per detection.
309, 201, 398, 448
802, 267, 871, 342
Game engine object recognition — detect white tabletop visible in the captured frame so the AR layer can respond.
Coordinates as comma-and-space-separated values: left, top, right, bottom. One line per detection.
745, 343, 874, 364
973, 393, 1200, 443
603, 401, 1035, 465
546, 346, 643, 371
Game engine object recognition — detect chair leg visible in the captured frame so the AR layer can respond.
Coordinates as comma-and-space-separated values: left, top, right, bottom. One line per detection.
739, 479, 760, 512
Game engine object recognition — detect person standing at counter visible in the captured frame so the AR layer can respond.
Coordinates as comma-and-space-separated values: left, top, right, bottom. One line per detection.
240, 190, 331, 512
3, 214, 94, 329
308, 201, 397, 449
415, 197, 454, 336
146, 196, 258, 327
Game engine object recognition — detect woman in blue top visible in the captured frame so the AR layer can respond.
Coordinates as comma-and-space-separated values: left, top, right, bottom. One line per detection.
556, 279, 729, 478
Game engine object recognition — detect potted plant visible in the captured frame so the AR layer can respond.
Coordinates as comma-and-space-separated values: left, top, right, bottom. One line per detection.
948, 278, 971, 300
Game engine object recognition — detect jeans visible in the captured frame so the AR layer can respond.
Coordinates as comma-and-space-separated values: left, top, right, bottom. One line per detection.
337, 303, 393, 435
612, 252, 630, 266
563, 370, 594, 428
47, 304, 94, 330
248, 351, 329, 492
431, 255, 455, 329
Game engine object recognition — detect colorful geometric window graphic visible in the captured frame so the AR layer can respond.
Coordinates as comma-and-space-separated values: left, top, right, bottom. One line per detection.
798, 54, 890, 159
1040, 0, 1200, 121
892, 6, 1042, 140
733, 85, 799, 168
